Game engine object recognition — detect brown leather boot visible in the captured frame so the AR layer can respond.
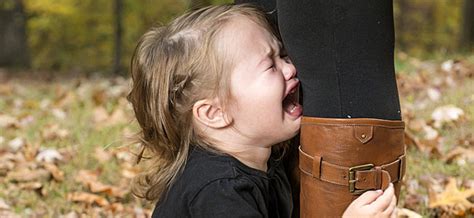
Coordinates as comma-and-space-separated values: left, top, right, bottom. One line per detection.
299, 117, 405, 218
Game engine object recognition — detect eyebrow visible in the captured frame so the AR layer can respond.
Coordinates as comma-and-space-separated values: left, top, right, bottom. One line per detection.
257, 41, 282, 66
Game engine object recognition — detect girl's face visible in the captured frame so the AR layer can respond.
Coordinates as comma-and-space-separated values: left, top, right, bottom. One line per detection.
221, 16, 302, 147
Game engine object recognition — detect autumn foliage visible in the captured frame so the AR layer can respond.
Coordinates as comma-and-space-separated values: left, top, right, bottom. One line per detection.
0, 55, 473, 216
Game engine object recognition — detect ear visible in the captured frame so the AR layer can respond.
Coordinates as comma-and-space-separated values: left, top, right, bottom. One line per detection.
193, 99, 232, 129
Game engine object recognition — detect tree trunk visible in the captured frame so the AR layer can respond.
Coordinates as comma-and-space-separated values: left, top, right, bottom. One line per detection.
189, 0, 211, 10
461, 0, 474, 50
113, 0, 123, 75
0, 0, 30, 67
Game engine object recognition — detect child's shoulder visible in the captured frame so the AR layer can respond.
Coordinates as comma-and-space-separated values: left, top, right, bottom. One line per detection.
153, 146, 268, 217
175, 146, 260, 196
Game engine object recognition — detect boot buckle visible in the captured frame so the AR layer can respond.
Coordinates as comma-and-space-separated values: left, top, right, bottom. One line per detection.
348, 163, 374, 195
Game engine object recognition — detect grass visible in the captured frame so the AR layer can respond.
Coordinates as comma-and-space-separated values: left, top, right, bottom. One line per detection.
0, 54, 473, 216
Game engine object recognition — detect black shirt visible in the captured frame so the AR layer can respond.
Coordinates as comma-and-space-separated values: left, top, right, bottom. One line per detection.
152, 146, 293, 218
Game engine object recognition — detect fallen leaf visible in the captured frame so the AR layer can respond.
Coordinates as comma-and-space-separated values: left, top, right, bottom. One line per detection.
18, 181, 42, 190
36, 148, 63, 163
93, 106, 109, 124
23, 142, 40, 161
41, 124, 69, 140
43, 163, 64, 182
121, 163, 140, 179
59, 211, 78, 218
0, 211, 20, 218
441, 60, 454, 72
0, 198, 10, 210
397, 208, 422, 218
429, 177, 474, 216
8, 137, 25, 152
422, 125, 439, 140
108, 202, 125, 213
75, 170, 99, 185
87, 179, 127, 198
0, 83, 13, 95
54, 90, 76, 108
74, 169, 127, 198
107, 108, 127, 126
67, 192, 109, 207
0, 114, 17, 128
92, 89, 107, 106
93, 147, 113, 163
51, 108, 67, 120
441, 147, 474, 166
6, 168, 50, 183
431, 105, 464, 128
426, 88, 441, 101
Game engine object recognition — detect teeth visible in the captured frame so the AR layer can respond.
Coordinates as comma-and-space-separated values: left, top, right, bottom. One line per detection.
290, 103, 297, 113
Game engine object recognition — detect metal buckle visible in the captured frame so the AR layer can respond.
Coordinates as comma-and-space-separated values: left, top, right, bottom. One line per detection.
348, 163, 374, 195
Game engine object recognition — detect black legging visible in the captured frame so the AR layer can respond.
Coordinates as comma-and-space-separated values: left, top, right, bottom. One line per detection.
236, 0, 402, 120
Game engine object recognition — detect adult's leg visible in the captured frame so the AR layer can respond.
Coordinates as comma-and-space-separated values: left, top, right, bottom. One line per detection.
276, 0, 405, 217
278, 0, 401, 119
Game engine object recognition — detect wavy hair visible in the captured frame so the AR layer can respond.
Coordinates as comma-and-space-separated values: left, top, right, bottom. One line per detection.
127, 4, 279, 202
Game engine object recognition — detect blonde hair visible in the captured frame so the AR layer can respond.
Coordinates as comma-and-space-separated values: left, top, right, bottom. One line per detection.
127, 4, 278, 202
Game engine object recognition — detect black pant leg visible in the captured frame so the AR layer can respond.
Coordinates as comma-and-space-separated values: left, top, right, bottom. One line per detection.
277, 0, 402, 120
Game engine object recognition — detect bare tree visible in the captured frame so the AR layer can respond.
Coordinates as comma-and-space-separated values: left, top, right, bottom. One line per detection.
0, 0, 29, 67
113, 0, 123, 75
461, 0, 474, 50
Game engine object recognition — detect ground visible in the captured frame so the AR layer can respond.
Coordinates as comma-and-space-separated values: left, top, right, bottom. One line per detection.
0, 54, 473, 217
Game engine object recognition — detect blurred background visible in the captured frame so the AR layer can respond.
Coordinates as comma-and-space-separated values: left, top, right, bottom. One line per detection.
0, 0, 473, 73
0, 0, 473, 217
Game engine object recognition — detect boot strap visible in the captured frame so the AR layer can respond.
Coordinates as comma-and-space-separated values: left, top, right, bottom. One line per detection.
299, 146, 405, 194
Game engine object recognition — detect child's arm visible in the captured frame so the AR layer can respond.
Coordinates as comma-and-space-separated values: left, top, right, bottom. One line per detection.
342, 183, 397, 218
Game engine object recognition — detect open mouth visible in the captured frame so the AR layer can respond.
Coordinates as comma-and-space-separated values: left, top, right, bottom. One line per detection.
283, 83, 302, 117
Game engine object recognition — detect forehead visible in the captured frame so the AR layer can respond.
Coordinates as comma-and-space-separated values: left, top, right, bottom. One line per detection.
217, 16, 279, 60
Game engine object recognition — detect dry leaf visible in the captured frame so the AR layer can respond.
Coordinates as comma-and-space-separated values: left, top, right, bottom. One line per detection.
441, 60, 454, 72
108, 203, 125, 213
121, 163, 140, 179
54, 90, 76, 108
0, 211, 20, 218
41, 124, 69, 140
429, 177, 474, 216
67, 192, 109, 207
107, 108, 127, 125
93, 107, 109, 124
75, 170, 99, 185
59, 211, 78, 218
0, 114, 17, 128
36, 148, 63, 163
0, 83, 13, 95
87, 179, 127, 198
397, 208, 422, 218
92, 89, 107, 106
0, 198, 10, 210
426, 88, 441, 101
93, 147, 113, 163
422, 125, 439, 140
51, 108, 67, 120
18, 181, 42, 190
23, 142, 40, 161
6, 168, 50, 182
431, 105, 464, 128
43, 163, 64, 182
441, 147, 474, 166
8, 137, 25, 152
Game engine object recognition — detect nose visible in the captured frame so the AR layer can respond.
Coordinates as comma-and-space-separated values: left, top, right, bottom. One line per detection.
281, 59, 297, 80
